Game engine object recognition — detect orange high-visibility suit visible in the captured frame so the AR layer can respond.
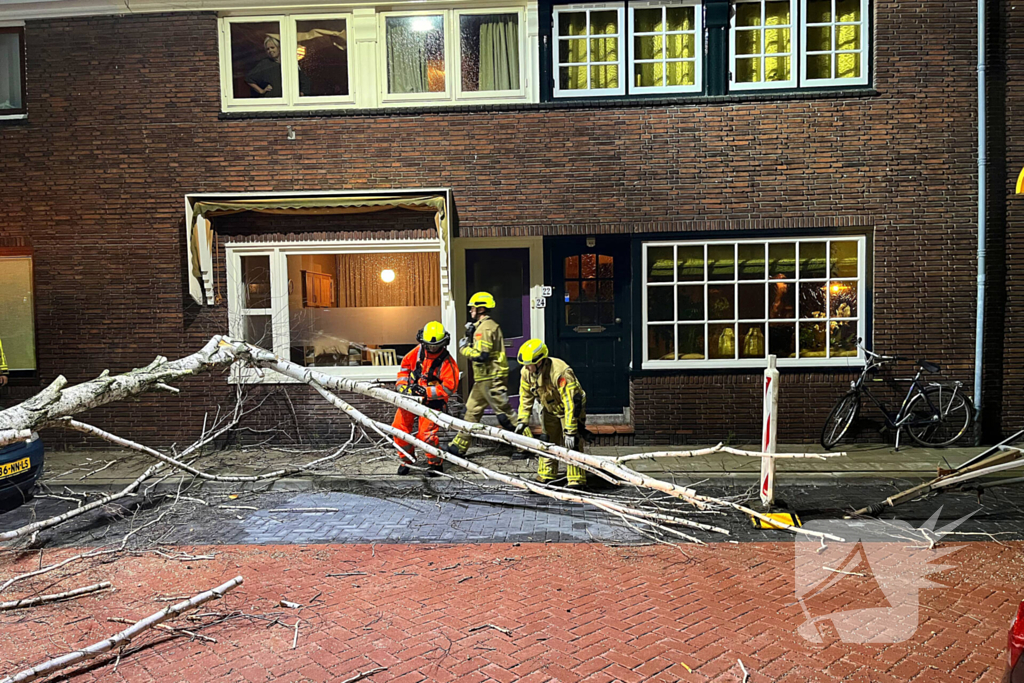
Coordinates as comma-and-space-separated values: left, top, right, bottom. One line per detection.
392, 345, 460, 466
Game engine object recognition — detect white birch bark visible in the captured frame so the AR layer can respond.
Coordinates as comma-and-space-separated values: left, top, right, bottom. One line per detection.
0, 582, 112, 611
0, 336, 234, 447
0, 576, 243, 683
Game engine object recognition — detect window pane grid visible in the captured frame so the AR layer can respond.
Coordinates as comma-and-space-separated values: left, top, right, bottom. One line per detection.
803, 0, 863, 81
644, 238, 862, 364
556, 8, 622, 92
632, 4, 698, 89
732, 0, 793, 85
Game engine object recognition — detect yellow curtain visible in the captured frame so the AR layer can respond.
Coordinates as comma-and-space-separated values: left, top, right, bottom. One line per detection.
338, 252, 440, 308
764, 2, 791, 82
589, 12, 619, 89
836, 2, 861, 79
635, 9, 695, 88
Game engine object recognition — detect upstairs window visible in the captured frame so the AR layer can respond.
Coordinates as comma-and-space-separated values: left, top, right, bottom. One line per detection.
0, 26, 26, 118
553, 5, 625, 97
629, 1, 702, 94
800, 0, 868, 86
221, 15, 353, 111
730, 0, 795, 89
380, 9, 526, 104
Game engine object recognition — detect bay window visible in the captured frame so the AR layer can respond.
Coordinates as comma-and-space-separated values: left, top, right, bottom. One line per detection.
227, 241, 447, 381
642, 237, 866, 368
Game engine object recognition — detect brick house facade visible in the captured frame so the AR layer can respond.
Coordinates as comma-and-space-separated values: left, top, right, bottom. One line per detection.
0, 0, 1021, 448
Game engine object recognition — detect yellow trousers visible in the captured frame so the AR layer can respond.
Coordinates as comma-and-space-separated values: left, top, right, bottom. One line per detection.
536, 410, 586, 486
449, 377, 515, 454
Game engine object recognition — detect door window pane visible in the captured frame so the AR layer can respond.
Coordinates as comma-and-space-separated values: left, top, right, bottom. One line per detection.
296, 19, 349, 97
0, 255, 35, 371
231, 22, 285, 99
598, 254, 614, 278
565, 255, 580, 279
461, 13, 520, 92
386, 15, 446, 94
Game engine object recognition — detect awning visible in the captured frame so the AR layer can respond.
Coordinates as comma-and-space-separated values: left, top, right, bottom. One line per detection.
186, 193, 449, 305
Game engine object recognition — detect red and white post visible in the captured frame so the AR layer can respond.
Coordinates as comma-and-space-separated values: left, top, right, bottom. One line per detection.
760, 355, 779, 507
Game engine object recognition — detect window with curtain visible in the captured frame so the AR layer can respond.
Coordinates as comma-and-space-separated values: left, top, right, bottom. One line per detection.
0, 26, 25, 117
642, 237, 866, 368
731, 0, 795, 88
801, 0, 867, 85
385, 15, 447, 95
553, 5, 626, 96
460, 13, 522, 93
630, 1, 702, 93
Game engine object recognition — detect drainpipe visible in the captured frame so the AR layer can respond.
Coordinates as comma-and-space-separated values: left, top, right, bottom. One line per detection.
974, 0, 986, 429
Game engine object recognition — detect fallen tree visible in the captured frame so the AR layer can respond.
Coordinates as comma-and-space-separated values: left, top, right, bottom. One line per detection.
0, 336, 846, 544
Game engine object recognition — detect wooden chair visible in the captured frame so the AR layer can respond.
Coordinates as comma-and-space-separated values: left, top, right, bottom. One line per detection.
369, 348, 398, 366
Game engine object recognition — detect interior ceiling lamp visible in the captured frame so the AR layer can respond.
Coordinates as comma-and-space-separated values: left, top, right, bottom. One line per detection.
380, 269, 396, 283
411, 16, 436, 32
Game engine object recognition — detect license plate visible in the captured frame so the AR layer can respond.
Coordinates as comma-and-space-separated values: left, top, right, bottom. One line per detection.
0, 457, 31, 480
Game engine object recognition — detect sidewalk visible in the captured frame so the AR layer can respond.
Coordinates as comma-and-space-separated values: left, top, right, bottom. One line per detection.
34, 440, 979, 493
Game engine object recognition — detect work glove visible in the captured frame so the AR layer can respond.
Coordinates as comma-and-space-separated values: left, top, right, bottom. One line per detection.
411, 384, 427, 397
563, 433, 577, 452
514, 422, 532, 437
464, 322, 475, 336
396, 383, 411, 395
458, 337, 471, 350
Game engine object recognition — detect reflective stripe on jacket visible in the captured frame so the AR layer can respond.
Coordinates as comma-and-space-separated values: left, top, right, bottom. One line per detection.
517, 357, 585, 433
396, 345, 460, 402
459, 317, 508, 381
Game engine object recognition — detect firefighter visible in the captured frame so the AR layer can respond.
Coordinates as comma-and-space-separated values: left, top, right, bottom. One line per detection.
392, 321, 460, 477
513, 339, 588, 489
447, 292, 517, 458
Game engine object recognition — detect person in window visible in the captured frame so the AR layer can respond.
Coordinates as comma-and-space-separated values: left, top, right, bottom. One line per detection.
514, 339, 588, 490
392, 322, 460, 477
447, 292, 517, 459
245, 36, 312, 97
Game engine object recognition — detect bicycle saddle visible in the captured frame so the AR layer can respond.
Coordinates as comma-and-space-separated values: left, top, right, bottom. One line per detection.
918, 360, 941, 374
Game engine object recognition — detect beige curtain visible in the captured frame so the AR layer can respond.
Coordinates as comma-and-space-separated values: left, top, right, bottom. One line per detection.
338, 252, 440, 308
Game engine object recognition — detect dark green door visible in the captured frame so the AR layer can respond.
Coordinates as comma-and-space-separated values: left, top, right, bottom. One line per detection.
546, 236, 631, 413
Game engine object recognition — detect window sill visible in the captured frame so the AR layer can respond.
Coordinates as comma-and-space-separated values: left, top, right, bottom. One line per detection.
217, 87, 879, 120
0, 113, 28, 124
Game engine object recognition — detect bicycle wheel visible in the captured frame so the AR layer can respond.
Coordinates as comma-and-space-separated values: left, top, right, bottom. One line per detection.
905, 386, 975, 447
821, 391, 860, 449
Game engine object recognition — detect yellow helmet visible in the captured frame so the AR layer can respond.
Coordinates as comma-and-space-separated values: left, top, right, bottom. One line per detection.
468, 291, 496, 309
417, 321, 450, 347
517, 339, 549, 365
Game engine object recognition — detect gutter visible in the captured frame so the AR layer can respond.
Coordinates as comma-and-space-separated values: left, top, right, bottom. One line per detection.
974, 0, 987, 429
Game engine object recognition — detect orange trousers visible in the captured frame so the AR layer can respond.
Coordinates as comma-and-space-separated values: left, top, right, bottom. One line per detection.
392, 408, 442, 466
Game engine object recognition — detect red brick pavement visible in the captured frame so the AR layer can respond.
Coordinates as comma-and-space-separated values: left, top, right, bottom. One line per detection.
0, 542, 1020, 682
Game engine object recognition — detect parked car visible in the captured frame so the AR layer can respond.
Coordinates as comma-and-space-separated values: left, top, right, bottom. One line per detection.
0, 432, 44, 513
1007, 600, 1024, 683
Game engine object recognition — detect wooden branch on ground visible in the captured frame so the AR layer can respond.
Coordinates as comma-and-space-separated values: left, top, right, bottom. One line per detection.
0, 576, 243, 683
106, 617, 217, 643
339, 667, 388, 683
0, 582, 112, 611
610, 444, 845, 462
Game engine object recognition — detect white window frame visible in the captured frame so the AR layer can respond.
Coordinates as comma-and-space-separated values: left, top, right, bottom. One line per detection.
641, 236, 867, 369
0, 22, 27, 121
378, 10, 453, 104
454, 7, 529, 101
226, 239, 452, 383
552, 3, 627, 98
798, 0, 868, 87
219, 14, 356, 113
728, 0, 797, 91
291, 13, 356, 106
627, 0, 703, 95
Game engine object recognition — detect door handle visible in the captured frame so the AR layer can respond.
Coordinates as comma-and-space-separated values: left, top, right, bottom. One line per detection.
615, 318, 622, 324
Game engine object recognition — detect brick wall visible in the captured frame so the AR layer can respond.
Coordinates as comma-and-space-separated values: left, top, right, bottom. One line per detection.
0, 1, 1005, 447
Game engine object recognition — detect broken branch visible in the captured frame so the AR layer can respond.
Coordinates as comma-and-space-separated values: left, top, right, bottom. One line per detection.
0, 582, 112, 612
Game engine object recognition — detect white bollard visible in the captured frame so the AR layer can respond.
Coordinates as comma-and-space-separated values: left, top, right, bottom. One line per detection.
760, 355, 779, 507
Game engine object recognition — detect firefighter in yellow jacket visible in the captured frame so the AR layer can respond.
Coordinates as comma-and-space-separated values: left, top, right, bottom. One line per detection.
514, 339, 587, 489
447, 292, 517, 457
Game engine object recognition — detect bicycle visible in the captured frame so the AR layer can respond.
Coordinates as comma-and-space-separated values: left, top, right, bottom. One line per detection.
820, 342, 975, 450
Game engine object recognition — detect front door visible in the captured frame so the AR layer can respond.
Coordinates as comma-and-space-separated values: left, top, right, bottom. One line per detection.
546, 237, 631, 413
465, 247, 531, 406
